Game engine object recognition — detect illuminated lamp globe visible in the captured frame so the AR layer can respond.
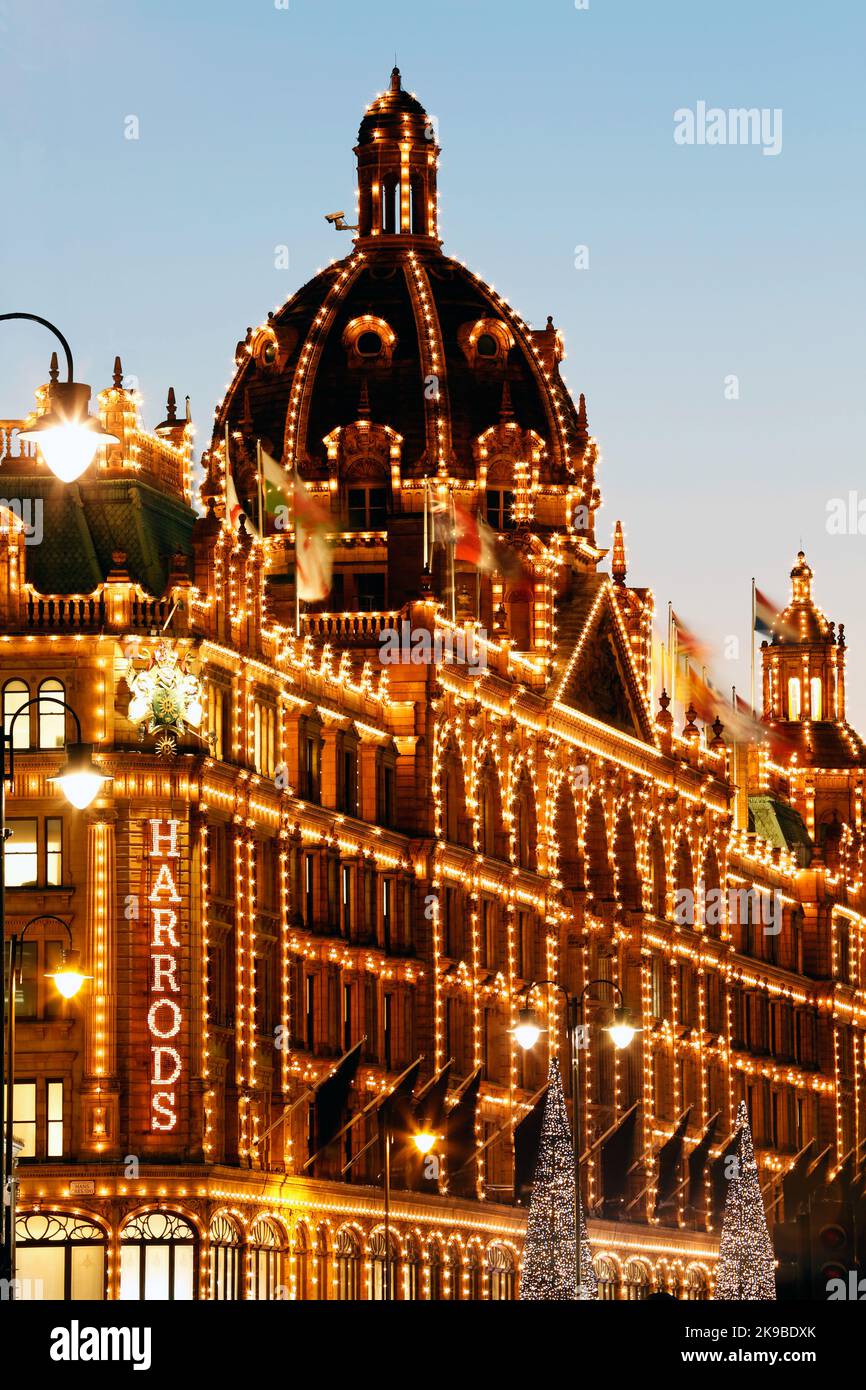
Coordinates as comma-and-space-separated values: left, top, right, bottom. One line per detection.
605, 1006, 640, 1051
19, 381, 118, 484
46, 949, 90, 1000
412, 1130, 437, 1155
48, 743, 111, 810
512, 1007, 544, 1052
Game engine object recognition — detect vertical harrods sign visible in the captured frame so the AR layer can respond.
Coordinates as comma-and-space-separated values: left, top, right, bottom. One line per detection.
145, 818, 185, 1132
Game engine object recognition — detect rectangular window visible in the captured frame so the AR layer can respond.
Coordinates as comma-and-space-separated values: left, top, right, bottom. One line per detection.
305, 975, 315, 1051
650, 956, 664, 1019
342, 748, 358, 816
47, 1080, 63, 1157
5, 818, 38, 887
304, 737, 321, 804
486, 489, 516, 531
5, 1081, 36, 1158
46, 817, 63, 886
304, 856, 314, 925
357, 572, 386, 612
383, 993, 393, 1071
341, 865, 352, 937
382, 878, 392, 953
343, 982, 352, 1052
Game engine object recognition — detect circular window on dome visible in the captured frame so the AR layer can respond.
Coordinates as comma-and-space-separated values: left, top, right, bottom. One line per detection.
262, 340, 278, 365
357, 331, 384, 357
476, 333, 499, 359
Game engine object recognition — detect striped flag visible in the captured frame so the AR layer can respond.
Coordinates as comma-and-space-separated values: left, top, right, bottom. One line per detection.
671, 611, 711, 665
754, 586, 782, 636
452, 501, 524, 578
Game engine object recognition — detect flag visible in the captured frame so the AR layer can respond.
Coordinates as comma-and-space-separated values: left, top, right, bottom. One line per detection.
653, 1108, 691, 1215
443, 1069, 481, 1197
259, 447, 290, 534
687, 1112, 720, 1216
683, 664, 720, 724
293, 470, 332, 602
225, 468, 244, 531
312, 1039, 363, 1159
452, 501, 523, 578
513, 1083, 550, 1205
671, 611, 711, 665
754, 584, 797, 641
599, 1104, 638, 1219
724, 691, 764, 743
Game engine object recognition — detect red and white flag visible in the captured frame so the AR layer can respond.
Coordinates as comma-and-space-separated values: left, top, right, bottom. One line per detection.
452, 501, 523, 578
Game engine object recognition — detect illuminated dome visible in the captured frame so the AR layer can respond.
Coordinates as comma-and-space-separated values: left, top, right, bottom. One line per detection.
210, 69, 595, 517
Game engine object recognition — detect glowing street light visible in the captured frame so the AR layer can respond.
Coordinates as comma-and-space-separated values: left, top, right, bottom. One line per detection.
1, 312, 117, 482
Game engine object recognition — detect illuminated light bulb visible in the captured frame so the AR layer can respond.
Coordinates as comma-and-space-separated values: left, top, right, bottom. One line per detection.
49, 743, 111, 809
512, 1008, 544, 1051
47, 949, 90, 999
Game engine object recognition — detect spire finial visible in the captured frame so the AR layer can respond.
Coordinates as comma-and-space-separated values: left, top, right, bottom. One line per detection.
49, 351, 59, 384
612, 520, 627, 584
390, 65, 401, 94
185, 394, 191, 424
166, 386, 177, 423
113, 355, 123, 389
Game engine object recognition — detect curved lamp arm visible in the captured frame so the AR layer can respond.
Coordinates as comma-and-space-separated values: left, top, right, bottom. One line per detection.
0, 312, 75, 383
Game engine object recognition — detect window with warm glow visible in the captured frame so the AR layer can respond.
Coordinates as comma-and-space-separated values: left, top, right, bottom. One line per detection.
787, 677, 801, 720
5, 817, 38, 886
38, 677, 66, 748
810, 677, 822, 719
3, 678, 30, 749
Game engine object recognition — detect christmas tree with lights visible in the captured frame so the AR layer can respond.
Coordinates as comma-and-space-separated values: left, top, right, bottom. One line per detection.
713, 1099, 777, 1300
519, 1056, 597, 1300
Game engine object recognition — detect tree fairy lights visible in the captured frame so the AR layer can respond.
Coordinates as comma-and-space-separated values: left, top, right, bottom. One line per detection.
712, 1100, 776, 1301
520, 1058, 597, 1300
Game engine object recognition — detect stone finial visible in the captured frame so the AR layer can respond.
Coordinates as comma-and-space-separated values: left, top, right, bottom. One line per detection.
358, 377, 371, 419
390, 65, 401, 94
499, 381, 514, 422
112, 355, 124, 389
709, 716, 725, 749
185, 395, 191, 423
49, 351, 59, 384
612, 520, 627, 585
166, 386, 177, 423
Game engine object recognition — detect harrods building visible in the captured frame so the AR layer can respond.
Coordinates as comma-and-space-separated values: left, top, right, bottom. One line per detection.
3, 69, 865, 1301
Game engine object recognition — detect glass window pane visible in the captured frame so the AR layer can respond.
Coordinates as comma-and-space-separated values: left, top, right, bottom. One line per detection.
4, 681, 30, 749
39, 680, 66, 748
144, 1243, 170, 1300
174, 1244, 194, 1300
6, 818, 39, 887
119, 1244, 140, 1300
47, 1080, 63, 1156
71, 1244, 105, 1300
44, 941, 65, 1020
16, 941, 38, 1017
9, 1081, 36, 1157
17, 1244, 65, 1299
46, 818, 63, 886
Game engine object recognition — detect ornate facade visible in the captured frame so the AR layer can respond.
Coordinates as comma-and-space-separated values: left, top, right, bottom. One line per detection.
3, 69, 864, 1302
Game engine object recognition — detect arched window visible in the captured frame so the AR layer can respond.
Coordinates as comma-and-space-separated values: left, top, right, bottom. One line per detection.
208, 1213, 242, 1301
585, 798, 614, 901
624, 1259, 650, 1301
702, 846, 722, 938
38, 677, 66, 749
787, 677, 801, 720
314, 1225, 329, 1300
595, 1254, 620, 1301
369, 1229, 398, 1301
445, 1241, 462, 1300
402, 1234, 420, 1301
16, 1211, 106, 1301
248, 1215, 288, 1300
3, 679, 30, 749
477, 758, 504, 859
440, 739, 469, 846
613, 809, 640, 911
513, 771, 537, 871
292, 1223, 310, 1301
553, 783, 583, 889
673, 835, 694, 926
647, 823, 666, 918
685, 1264, 709, 1301
428, 1239, 444, 1300
467, 1243, 483, 1300
334, 1227, 361, 1300
810, 677, 822, 720
120, 1210, 197, 1301
486, 1244, 515, 1300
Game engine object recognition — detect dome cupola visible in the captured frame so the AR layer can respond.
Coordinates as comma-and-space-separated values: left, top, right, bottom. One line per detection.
355, 67, 440, 244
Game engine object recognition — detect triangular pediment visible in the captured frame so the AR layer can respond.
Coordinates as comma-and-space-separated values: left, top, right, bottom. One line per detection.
554, 580, 656, 743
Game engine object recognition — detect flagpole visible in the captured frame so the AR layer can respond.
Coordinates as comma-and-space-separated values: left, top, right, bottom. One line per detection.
293, 467, 301, 639
449, 490, 456, 623
256, 439, 265, 537
423, 479, 429, 570
750, 578, 756, 716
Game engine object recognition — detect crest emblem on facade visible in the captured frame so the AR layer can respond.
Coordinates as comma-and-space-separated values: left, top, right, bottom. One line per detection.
125, 640, 205, 756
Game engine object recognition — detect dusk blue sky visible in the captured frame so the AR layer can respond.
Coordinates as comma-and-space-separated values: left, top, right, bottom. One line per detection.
1, 1, 864, 724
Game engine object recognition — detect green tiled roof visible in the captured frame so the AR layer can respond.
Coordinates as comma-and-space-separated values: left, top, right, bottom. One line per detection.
748, 795, 812, 862
8, 473, 194, 596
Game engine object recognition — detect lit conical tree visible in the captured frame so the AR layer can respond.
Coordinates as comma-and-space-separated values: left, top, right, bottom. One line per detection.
519, 1056, 597, 1300
713, 1099, 777, 1300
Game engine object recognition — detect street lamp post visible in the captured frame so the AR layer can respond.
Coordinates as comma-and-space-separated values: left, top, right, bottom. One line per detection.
0, 312, 117, 483
4, 915, 88, 1292
514, 977, 638, 1298
380, 1119, 437, 1301
0, 695, 108, 1287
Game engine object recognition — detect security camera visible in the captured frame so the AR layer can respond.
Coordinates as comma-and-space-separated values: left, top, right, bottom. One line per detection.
324, 211, 346, 225
324, 211, 358, 231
